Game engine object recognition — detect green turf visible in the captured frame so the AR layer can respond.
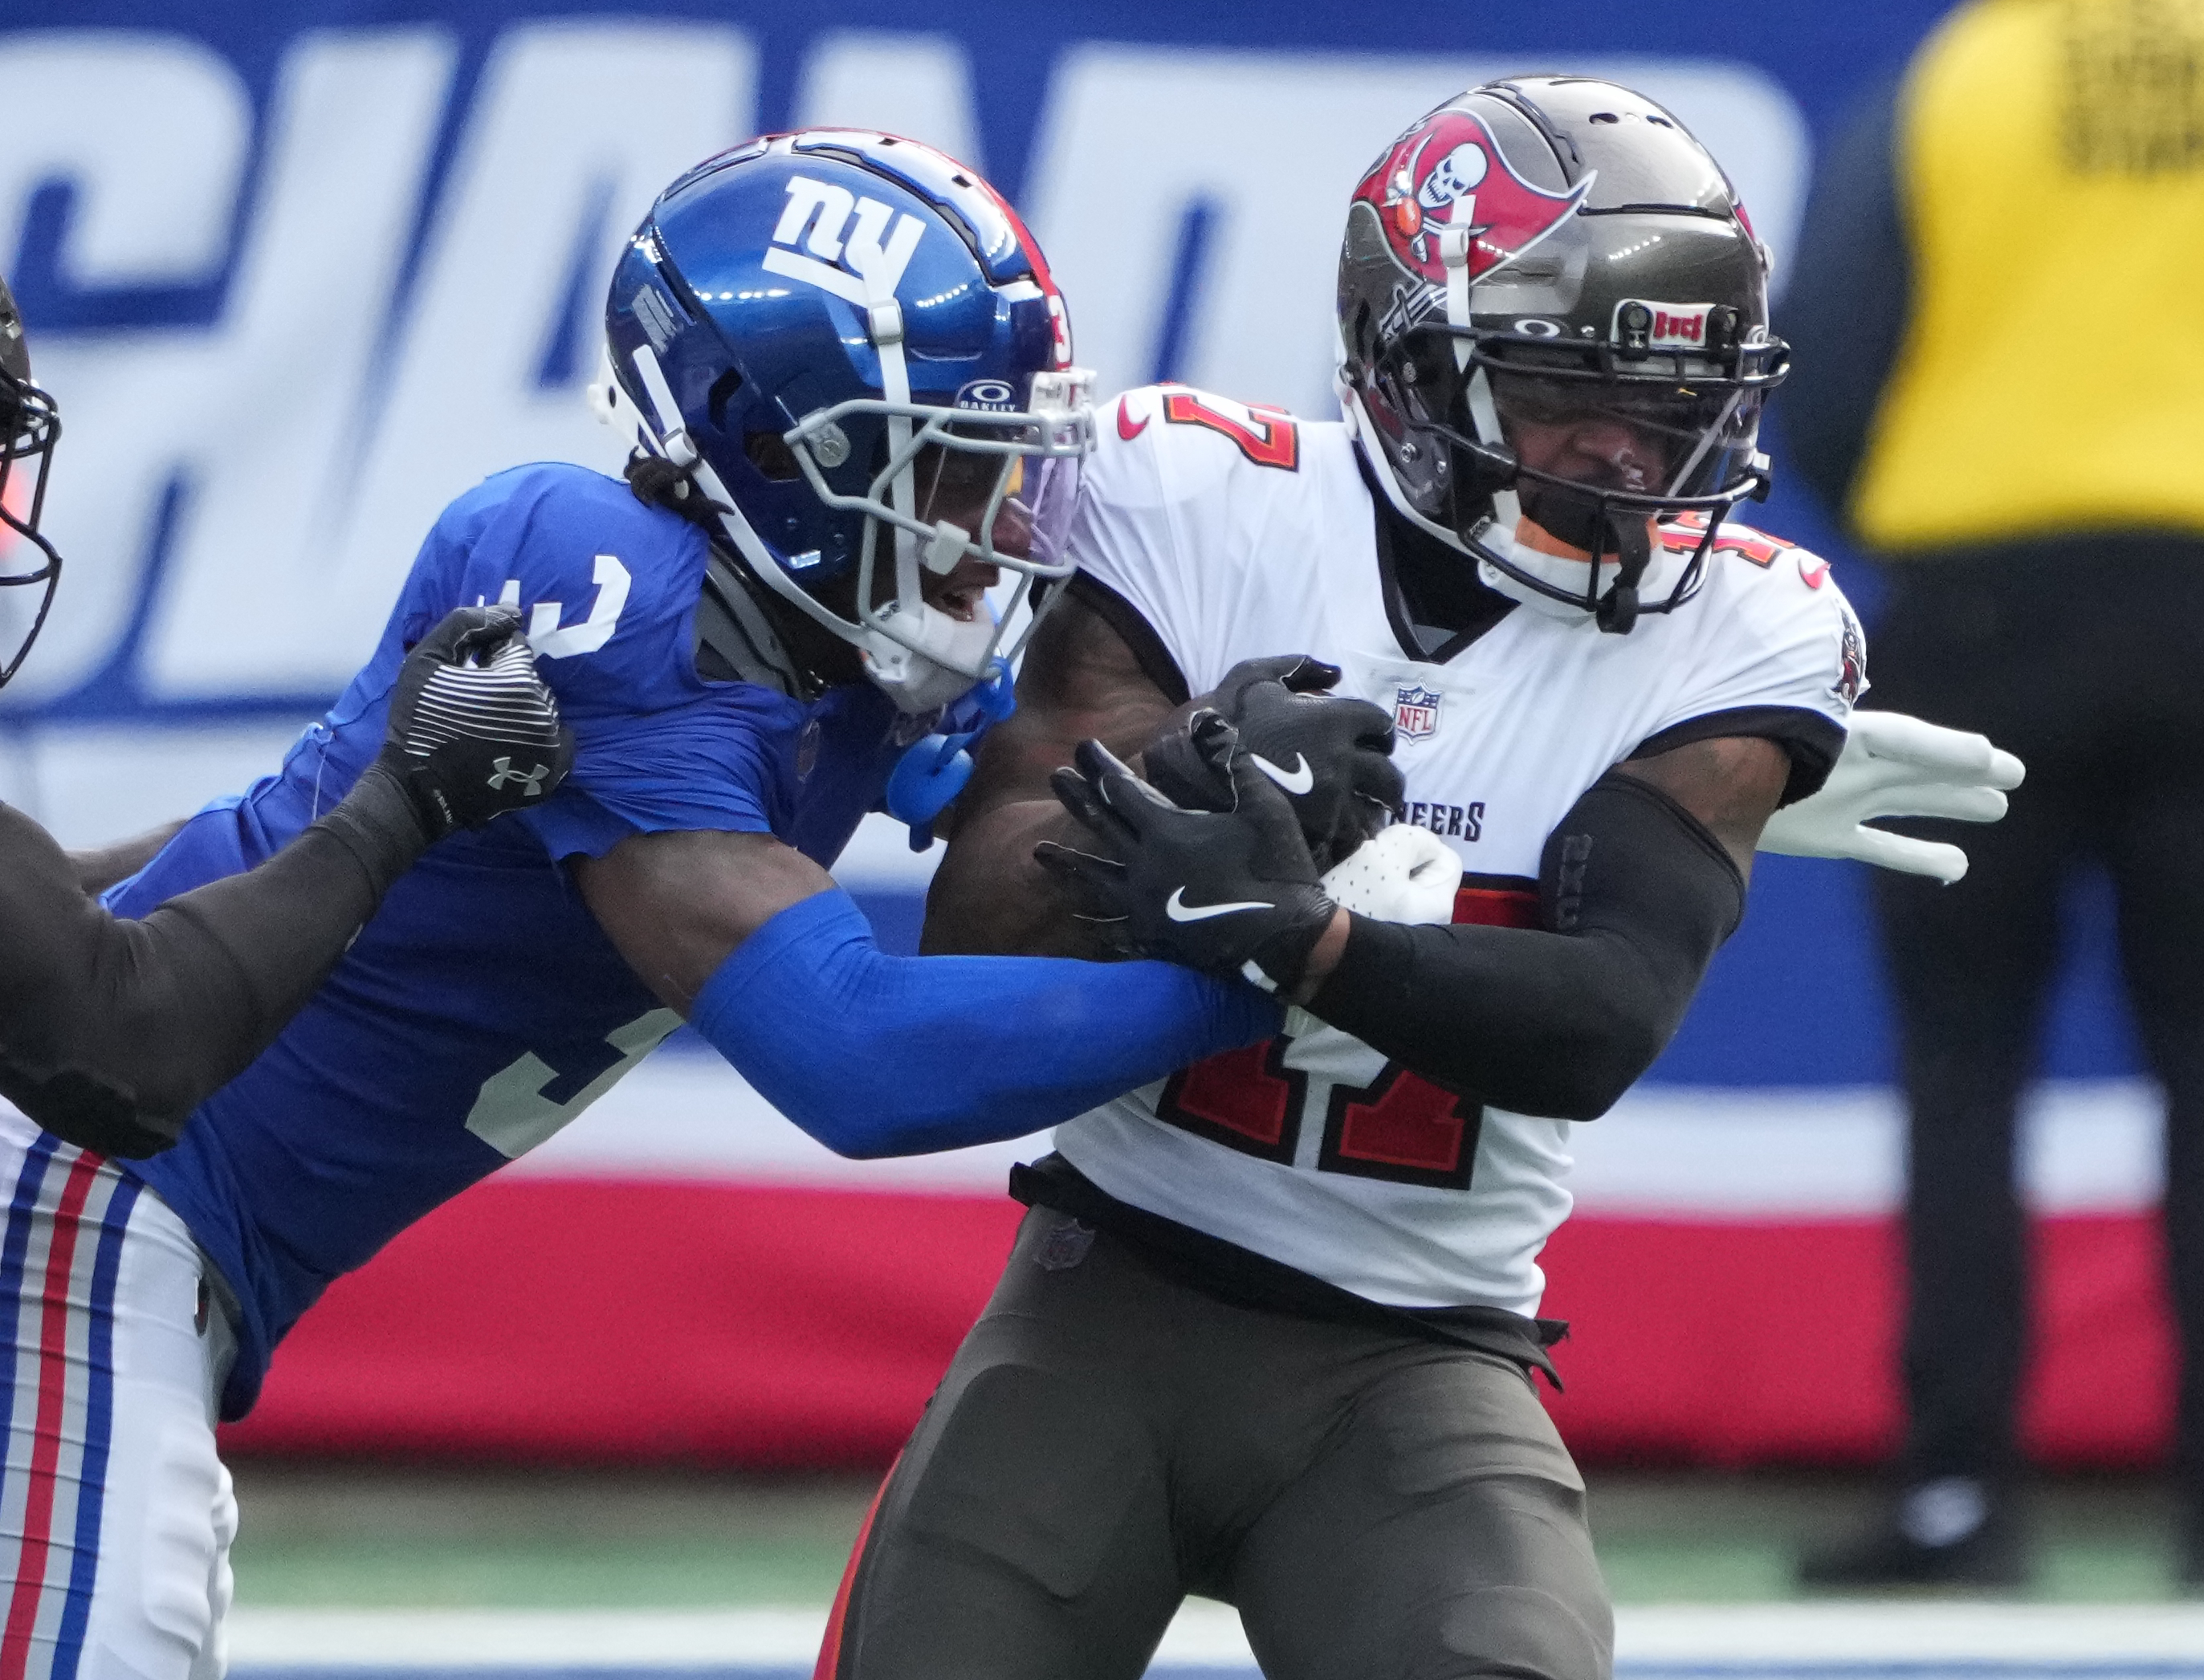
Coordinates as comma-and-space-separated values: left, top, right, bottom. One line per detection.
1589, 1470, 2181, 1604
226, 1462, 2190, 1609
228, 1463, 874, 1608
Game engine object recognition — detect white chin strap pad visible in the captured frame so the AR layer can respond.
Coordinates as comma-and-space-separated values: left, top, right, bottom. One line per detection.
860, 602, 995, 714
1475, 531, 1615, 621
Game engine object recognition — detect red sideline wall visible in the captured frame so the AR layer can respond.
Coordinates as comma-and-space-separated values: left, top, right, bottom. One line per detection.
220, 1180, 2178, 1470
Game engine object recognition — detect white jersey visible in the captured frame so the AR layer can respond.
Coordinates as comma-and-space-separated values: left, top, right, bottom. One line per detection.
1052, 385, 1863, 1316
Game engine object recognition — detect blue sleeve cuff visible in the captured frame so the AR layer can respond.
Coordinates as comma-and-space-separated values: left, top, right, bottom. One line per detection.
691, 890, 1281, 1157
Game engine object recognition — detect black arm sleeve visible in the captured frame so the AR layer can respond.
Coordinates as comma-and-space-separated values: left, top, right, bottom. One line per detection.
0, 762, 429, 1157
1304, 771, 1745, 1121
1775, 71, 1913, 523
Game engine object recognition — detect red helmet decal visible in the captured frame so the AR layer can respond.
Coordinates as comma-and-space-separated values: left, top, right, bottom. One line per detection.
1353, 109, 1591, 287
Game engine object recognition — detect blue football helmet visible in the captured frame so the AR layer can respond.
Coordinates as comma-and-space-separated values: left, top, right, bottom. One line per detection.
593, 131, 1094, 713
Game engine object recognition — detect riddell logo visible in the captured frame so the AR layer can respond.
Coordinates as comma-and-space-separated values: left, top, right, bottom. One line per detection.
764, 176, 926, 305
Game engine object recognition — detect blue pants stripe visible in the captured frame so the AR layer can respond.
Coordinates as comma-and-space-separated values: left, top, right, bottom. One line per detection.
51, 1174, 138, 1680
0, 1137, 61, 1544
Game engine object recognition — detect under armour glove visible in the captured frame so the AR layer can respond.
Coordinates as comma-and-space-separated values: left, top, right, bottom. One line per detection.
1037, 717, 1338, 992
381, 605, 574, 838
1758, 710, 2026, 884
1140, 655, 1402, 870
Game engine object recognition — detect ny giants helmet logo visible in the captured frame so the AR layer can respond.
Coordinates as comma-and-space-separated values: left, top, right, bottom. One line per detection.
1353, 109, 1592, 287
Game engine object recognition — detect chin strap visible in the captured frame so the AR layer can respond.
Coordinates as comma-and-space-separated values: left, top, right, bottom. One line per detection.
857, 264, 985, 714
1440, 226, 1475, 372
1594, 515, 1652, 634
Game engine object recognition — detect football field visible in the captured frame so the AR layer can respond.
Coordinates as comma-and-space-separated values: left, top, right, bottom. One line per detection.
222, 1463, 2204, 1680
214, 1603, 2204, 1679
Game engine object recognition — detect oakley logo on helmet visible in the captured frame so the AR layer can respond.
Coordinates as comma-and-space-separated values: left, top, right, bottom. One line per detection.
1353, 110, 1591, 287
955, 378, 1019, 413
764, 175, 926, 304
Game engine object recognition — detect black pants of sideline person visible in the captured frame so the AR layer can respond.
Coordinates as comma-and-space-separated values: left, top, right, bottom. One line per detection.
1866, 536, 2204, 1506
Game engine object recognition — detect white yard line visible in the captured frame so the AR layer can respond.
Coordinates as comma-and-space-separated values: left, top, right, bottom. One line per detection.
226, 1602, 2204, 1670
1615, 1602, 2204, 1662
225, 1603, 1253, 1667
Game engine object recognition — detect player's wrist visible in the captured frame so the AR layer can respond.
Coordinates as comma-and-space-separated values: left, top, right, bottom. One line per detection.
1274, 903, 1352, 1003
320, 756, 437, 893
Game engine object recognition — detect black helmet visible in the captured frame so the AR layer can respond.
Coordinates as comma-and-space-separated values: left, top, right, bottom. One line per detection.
0, 275, 62, 687
1336, 76, 1786, 633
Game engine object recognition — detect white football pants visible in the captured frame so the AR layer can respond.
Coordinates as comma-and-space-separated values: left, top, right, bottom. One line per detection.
0, 1108, 234, 1680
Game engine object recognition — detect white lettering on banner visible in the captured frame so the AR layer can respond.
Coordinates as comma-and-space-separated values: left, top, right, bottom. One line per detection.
792, 30, 985, 173
495, 552, 630, 657
4, 27, 1803, 714
1025, 47, 1808, 417
0, 33, 248, 290
119, 33, 459, 702
142, 21, 755, 698
19, 31, 455, 704
0, 32, 255, 698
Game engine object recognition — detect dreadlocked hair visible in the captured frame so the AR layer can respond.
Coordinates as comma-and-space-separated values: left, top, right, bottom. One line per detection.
623, 449, 733, 534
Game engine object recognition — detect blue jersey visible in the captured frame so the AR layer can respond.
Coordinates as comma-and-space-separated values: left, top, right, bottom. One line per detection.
109, 464, 904, 1418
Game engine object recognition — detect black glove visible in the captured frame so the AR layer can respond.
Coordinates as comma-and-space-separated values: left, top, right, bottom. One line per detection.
1140, 655, 1400, 871
380, 605, 576, 837
1037, 716, 1338, 991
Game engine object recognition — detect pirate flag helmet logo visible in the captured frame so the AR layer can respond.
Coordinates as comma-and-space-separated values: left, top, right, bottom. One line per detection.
1352, 110, 1591, 292
1336, 78, 1788, 637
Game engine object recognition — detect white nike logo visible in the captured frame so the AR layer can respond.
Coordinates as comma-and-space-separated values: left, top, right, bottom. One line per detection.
1165, 886, 1273, 922
1250, 752, 1314, 796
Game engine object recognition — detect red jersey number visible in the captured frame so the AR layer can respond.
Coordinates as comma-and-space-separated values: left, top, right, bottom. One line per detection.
1160, 391, 1300, 470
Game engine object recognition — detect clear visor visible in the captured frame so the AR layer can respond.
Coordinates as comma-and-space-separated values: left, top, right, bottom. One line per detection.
785, 369, 1095, 680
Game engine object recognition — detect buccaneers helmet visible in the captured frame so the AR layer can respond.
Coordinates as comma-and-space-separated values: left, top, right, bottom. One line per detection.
1337, 77, 1786, 633
0, 276, 63, 687
595, 132, 1093, 714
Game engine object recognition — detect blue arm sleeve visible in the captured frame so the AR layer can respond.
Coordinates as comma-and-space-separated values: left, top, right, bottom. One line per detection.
690, 890, 1283, 1157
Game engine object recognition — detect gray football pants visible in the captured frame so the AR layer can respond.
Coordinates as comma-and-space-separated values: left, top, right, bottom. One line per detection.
817, 1207, 1611, 1680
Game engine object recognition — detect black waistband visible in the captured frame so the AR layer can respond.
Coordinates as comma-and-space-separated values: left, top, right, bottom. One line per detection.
1010, 1153, 1566, 1388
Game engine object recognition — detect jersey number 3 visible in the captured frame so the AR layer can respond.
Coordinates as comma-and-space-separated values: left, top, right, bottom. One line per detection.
497, 554, 632, 658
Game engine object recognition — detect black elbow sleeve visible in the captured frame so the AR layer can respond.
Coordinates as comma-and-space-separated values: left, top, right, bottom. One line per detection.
1307, 771, 1745, 1117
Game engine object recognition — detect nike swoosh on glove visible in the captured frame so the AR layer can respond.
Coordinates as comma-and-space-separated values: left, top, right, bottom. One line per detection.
1140, 655, 1402, 870
381, 604, 578, 836
1035, 715, 1337, 992
1757, 709, 2026, 884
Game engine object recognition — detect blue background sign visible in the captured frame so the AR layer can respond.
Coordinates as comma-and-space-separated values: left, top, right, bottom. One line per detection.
3, 0, 2138, 1092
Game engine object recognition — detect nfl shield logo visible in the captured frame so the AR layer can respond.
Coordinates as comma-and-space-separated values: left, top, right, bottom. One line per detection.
1395, 684, 1442, 740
